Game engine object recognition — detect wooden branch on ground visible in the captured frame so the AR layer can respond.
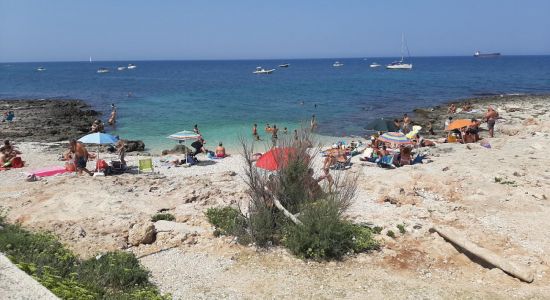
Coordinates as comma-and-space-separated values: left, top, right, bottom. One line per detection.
431, 226, 534, 283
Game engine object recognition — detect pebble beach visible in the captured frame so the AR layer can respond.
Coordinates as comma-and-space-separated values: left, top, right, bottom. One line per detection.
1, 94, 550, 298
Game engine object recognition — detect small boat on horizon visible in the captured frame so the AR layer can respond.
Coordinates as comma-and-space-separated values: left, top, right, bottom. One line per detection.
253, 67, 275, 74
117, 66, 126, 71
333, 61, 344, 67
474, 51, 501, 58
279, 64, 290, 68
36, 67, 46, 71
127, 64, 137, 69
386, 33, 413, 70
97, 67, 109, 73
369, 62, 381, 68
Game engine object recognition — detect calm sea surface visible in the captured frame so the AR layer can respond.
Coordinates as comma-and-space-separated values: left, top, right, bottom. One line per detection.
1, 56, 549, 151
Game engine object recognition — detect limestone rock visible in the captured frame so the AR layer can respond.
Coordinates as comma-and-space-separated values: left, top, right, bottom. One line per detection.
128, 222, 156, 246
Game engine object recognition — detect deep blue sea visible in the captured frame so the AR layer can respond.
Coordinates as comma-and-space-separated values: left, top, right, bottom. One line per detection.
1, 56, 549, 151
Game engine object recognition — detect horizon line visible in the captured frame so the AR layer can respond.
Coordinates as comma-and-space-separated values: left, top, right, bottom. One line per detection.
2, 53, 549, 64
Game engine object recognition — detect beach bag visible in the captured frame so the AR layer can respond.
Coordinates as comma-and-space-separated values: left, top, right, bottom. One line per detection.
11, 157, 24, 168
186, 154, 197, 166
96, 159, 108, 171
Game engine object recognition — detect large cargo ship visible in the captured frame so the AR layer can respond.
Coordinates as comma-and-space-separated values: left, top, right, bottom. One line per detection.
474, 51, 501, 57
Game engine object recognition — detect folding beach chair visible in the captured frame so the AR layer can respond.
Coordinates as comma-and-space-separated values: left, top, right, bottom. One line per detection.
331, 155, 352, 170
138, 158, 154, 173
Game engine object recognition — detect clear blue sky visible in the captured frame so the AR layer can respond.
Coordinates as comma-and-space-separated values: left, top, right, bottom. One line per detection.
1, 0, 549, 62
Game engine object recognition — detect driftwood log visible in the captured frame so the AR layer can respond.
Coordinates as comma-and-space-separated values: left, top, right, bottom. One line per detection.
431, 226, 534, 283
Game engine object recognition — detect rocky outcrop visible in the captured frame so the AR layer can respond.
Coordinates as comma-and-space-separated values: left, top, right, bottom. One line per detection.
161, 144, 191, 155
0, 99, 99, 142
122, 140, 145, 152
128, 222, 156, 246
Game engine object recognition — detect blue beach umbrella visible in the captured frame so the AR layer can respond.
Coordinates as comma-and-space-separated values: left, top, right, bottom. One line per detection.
78, 133, 119, 164
79, 132, 119, 144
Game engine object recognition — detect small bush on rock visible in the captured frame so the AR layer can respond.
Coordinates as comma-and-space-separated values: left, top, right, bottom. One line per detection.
206, 207, 247, 238
151, 213, 175, 222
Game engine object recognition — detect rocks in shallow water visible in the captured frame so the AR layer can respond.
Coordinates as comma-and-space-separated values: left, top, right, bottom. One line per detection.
123, 140, 145, 152
128, 222, 156, 246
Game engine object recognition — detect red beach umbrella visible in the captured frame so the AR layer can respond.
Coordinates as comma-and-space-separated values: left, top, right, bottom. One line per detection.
255, 147, 296, 171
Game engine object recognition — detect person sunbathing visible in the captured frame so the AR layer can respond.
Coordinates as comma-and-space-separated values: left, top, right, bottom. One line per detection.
323, 147, 347, 169
398, 145, 413, 166
415, 134, 435, 147
215, 143, 226, 158
448, 103, 457, 114
0, 140, 22, 166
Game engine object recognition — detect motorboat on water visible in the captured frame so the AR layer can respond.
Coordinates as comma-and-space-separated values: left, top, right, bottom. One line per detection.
386, 33, 413, 70
36, 67, 46, 71
253, 67, 275, 74
97, 67, 109, 73
117, 66, 126, 71
333, 61, 344, 67
279, 64, 290, 68
369, 63, 381, 68
127, 64, 137, 69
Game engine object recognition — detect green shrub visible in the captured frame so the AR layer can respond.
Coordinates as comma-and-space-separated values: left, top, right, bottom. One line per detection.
151, 213, 175, 222
397, 224, 406, 234
206, 207, 247, 237
372, 226, 383, 234
283, 200, 378, 260
0, 220, 169, 300
386, 230, 396, 238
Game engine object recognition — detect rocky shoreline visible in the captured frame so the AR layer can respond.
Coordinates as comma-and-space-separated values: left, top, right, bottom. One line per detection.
0, 99, 100, 142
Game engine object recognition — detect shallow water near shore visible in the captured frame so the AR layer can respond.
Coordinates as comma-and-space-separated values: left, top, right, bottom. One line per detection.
2, 56, 550, 151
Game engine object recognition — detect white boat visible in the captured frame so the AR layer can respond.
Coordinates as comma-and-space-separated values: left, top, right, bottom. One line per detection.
36, 67, 46, 71
369, 63, 381, 68
127, 64, 137, 69
253, 67, 275, 74
333, 61, 344, 67
97, 67, 109, 73
89, 56, 92, 63
386, 33, 413, 70
278, 64, 290, 68
117, 66, 126, 71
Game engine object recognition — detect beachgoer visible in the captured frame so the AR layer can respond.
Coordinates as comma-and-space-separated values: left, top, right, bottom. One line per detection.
116, 140, 126, 166
465, 118, 481, 142
398, 145, 412, 166
310, 114, 317, 131
448, 103, 457, 114
294, 129, 298, 141
252, 123, 258, 137
427, 121, 435, 135
323, 147, 346, 169
108, 105, 117, 125
0, 140, 22, 166
314, 103, 317, 109
193, 124, 200, 135
402, 114, 411, 134
393, 119, 401, 130
415, 134, 435, 147
70, 139, 93, 176
191, 138, 207, 156
271, 125, 278, 147
283, 127, 288, 134
215, 143, 226, 158
444, 116, 453, 131
485, 107, 499, 138
265, 123, 271, 132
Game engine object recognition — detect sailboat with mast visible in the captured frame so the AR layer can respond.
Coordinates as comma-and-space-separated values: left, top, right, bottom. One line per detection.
386, 33, 412, 70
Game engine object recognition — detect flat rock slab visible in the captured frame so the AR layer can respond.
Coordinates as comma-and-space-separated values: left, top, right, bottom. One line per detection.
154, 220, 205, 234
0, 253, 59, 300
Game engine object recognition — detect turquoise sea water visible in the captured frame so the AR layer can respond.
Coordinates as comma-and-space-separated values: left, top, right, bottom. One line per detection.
1, 56, 549, 151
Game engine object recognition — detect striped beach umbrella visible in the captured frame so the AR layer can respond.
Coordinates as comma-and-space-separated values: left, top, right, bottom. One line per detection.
167, 130, 201, 141
378, 132, 412, 145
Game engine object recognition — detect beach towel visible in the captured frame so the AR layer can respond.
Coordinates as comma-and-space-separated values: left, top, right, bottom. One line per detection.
29, 166, 69, 177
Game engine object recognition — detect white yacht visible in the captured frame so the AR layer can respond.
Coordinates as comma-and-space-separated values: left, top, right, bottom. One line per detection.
36, 67, 46, 71
97, 67, 109, 73
333, 61, 344, 67
127, 64, 137, 69
369, 63, 381, 68
117, 66, 126, 71
386, 33, 413, 70
278, 63, 290, 68
253, 67, 275, 74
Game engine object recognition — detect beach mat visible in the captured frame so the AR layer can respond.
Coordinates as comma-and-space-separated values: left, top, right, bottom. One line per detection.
29, 166, 69, 177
